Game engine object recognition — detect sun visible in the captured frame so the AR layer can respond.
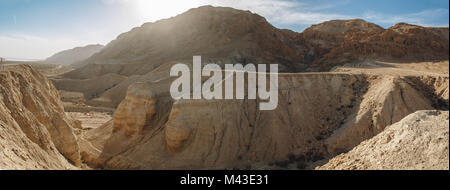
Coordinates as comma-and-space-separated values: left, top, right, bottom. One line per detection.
135, 0, 205, 22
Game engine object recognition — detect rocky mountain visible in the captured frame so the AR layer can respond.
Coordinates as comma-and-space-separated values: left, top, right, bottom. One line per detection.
46, 44, 104, 65
304, 21, 449, 71
318, 110, 449, 170
63, 6, 305, 79
54, 6, 448, 110
62, 6, 448, 79
1, 5, 448, 170
0, 65, 81, 169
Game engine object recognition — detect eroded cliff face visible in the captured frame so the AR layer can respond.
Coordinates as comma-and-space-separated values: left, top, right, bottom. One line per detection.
64, 7, 449, 170
303, 21, 449, 71
318, 110, 449, 170
0, 65, 80, 169
79, 71, 448, 169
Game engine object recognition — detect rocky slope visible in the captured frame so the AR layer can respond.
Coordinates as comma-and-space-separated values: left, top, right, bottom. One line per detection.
63, 6, 449, 78
317, 110, 449, 170
78, 70, 448, 169
54, 6, 448, 109
46, 44, 104, 65
51, 73, 127, 100
63, 6, 304, 79
2, 6, 449, 171
0, 65, 80, 169
305, 21, 449, 71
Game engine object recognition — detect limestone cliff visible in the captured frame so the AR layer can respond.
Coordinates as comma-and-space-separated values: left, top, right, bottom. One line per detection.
0, 65, 80, 169
79, 71, 448, 169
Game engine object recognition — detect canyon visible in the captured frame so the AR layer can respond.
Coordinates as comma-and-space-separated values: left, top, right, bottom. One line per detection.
0, 6, 448, 170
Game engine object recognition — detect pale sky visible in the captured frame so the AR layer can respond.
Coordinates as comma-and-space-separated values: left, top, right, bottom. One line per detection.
0, 0, 448, 60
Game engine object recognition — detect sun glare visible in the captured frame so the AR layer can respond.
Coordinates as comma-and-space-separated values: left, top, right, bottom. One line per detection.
135, 0, 205, 22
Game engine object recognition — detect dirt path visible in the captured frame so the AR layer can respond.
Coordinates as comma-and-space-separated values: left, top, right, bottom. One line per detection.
333, 60, 449, 76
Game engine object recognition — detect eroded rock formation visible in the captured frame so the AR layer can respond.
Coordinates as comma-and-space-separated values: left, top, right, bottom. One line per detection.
302, 20, 449, 71
0, 65, 80, 169
79, 71, 448, 169
317, 110, 449, 170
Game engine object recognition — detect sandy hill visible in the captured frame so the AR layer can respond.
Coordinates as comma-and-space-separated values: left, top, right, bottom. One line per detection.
317, 110, 449, 170
46, 44, 104, 65
0, 65, 81, 169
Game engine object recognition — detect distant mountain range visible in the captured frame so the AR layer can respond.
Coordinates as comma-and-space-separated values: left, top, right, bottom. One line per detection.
46, 44, 104, 65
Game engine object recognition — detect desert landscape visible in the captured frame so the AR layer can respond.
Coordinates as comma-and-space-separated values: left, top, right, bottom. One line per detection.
0, 6, 448, 170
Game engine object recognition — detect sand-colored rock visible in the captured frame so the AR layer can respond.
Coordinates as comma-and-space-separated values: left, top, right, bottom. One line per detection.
68, 112, 111, 130
79, 70, 448, 169
325, 76, 434, 154
2, 6, 449, 170
59, 90, 86, 104
0, 65, 80, 169
317, 110, 449, 170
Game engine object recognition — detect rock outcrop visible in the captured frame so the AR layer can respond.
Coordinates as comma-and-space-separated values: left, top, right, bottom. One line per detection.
303, 21, 449, 71
79, 70, 448, 169
0, 65, 80, 169
317, 110, 449, 170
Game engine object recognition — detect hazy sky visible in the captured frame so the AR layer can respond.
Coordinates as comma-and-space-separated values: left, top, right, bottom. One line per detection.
0, 0, 449, 60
